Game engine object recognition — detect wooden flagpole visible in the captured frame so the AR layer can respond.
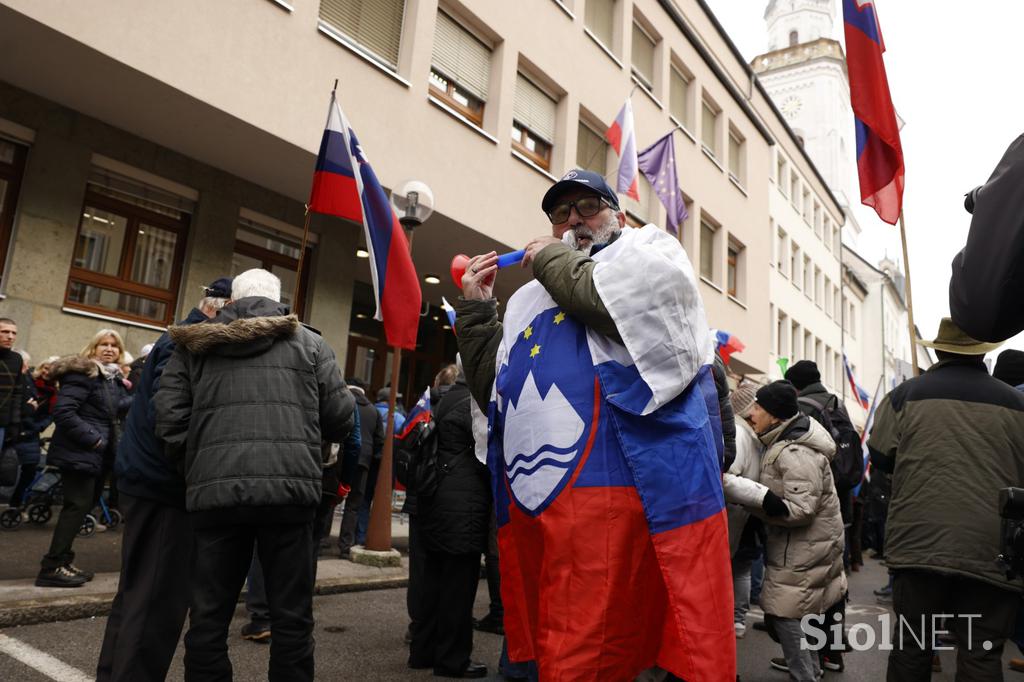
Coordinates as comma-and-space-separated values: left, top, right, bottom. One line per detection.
364, 229, 416, 553
897, 212, 920, 377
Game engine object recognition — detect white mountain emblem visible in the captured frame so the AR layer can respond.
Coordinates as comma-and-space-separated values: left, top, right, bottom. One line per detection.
503, 371, 585, 512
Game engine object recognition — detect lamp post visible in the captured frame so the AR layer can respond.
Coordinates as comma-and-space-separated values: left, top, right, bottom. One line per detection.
362, 180, 434, 560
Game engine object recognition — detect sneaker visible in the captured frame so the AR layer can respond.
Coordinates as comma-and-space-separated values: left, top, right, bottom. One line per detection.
35, 566, 87, 588
770, 657, 789, 672
752, 620, 769, 632
240, 622, 271, 643
873, 584, 893, 597
822, 653, 844, 672
734, 622, 747, 638
65, 564, 94, 582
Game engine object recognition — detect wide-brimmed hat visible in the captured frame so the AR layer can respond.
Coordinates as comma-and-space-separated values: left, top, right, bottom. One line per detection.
918, 317, 1002, 355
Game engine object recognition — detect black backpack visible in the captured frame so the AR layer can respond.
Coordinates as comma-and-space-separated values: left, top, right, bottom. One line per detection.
394, 393, 471, 499
797, 394, 864, 490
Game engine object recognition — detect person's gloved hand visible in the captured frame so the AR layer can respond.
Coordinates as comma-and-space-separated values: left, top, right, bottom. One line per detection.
337, 483, 351, 499
762, 489, 790, 518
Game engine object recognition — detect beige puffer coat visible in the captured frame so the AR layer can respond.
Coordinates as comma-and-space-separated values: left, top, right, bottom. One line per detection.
756, 414, 847, 619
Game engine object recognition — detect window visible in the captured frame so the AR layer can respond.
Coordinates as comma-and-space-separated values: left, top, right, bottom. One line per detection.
430, 11, 491, 125
67, 171, 192, 325
848, 302, 856, 339
576, 121, 608, 175
804, 331, 813, 362
824, 218, 832, 251
825, 279, 833, 317
585, 0, 615, 47
791, 321, 800, 359
700, 219, 717, 282
790, 244, 800, 288
802, 188, 811, 223
669, 63, 692, 128
813, 203, 821, 238
833, 224, 841, 252
233, 216, 311, 317
803, 255, 812, 297
790, 172, 799, 208
834, 287, 841, 323
777, 310, 788, 356
728, 127, 745, 185
319, 0, 405, 70
631, 21, 656, 89
727, 238, 745, 299
789, 30, 798, 47
512, 74, 556, 169
701, 97, 719, 156
0, 138, 28, 278
776, 228, 787, 273
814, 266, 822, 306
777, 156, 787, 195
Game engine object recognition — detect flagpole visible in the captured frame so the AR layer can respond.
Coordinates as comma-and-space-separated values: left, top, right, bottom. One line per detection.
364, 228, 416, 553
291, 211, 312, 314
898, 212, 920, 377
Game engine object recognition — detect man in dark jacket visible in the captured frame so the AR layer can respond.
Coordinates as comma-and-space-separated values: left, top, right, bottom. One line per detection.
95, 277, 230, 682
155, 268, 355, 682
338, 377, 383, 558
0, 318, 23, 446
868, 318, 1024, 680
950, 133, 1024, 342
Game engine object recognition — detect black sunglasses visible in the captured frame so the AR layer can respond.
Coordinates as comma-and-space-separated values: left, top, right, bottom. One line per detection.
546, 196, 614, 224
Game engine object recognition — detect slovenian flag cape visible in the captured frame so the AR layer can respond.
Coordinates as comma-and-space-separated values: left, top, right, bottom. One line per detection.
487, 225, 734, 681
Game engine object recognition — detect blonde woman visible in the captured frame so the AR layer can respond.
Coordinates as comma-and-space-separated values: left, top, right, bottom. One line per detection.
36, 329, 132, 588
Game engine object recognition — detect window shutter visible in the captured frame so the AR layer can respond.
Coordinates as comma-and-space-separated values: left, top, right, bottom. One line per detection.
669, 67, 688, 124
432, 12, 491, 101
514, 75, 556, 144
585, 0, 615, 46
576, 122, 607, 174
631, 22, 655, 85
320, 0, 405, 69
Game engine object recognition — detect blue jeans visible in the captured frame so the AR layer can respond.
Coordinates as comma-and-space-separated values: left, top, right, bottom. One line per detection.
499, 638, 537, 681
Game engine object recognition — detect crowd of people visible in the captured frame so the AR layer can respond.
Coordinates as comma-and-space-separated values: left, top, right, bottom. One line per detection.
0, 138, 1023, 681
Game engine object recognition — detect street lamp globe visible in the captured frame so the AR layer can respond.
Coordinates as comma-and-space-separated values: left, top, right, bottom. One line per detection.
390, 180, 435, 229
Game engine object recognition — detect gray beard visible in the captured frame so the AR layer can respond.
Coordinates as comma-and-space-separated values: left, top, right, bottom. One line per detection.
563, 215, 620, 256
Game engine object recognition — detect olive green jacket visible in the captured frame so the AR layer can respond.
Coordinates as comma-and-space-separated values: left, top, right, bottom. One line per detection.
867, 357, 1024, 591
453, 242, 619, 411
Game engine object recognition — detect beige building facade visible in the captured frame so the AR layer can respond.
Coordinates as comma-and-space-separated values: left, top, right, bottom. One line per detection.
0, 0, 842, 394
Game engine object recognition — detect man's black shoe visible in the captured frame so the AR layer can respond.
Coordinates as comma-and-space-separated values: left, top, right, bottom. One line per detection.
433, 662, 487, 678
822, 653, 844, 672
473, 615, 504, 635
35, 566, 87, 588
752, 620, 768, 632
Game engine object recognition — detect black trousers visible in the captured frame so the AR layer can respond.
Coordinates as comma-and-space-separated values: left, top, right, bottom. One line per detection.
407, 515, 427, 633
185, 520, 316, 682
409, 549, 481, 674
483, 508, 502, 621
41, 469, 95, 570
338, 466, 368, 553
96, 493, 192, 682
888, 568, 1018, 682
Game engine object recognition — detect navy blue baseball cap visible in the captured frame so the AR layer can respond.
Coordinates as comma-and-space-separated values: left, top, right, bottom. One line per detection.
204, 277, 233, 299
541, 169, 620, 213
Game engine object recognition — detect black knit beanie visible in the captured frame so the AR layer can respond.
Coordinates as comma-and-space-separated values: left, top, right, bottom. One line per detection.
755, 380, 799, 420
784, 360, 820, 390
994, 349, 1024, 388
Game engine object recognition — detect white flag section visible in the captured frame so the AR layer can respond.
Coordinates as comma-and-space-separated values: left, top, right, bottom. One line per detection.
592, 224, 713, 414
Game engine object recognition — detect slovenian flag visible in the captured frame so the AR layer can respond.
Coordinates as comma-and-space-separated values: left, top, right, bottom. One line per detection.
843, 353, 871, 409
606, 99, 640, 201
713, 329, 745, 365
843, 0, 904, 225
398, 387, 431, 439
441, 296, 457, 333
309, 91, 421, 350
485, 225, 733, 680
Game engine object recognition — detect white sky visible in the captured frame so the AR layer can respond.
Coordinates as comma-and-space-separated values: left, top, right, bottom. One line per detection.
703, 0, 1024, 354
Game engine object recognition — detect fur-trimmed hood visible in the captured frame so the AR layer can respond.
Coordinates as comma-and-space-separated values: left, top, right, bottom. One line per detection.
168, 297, 299, 356
49, 354, 103, 380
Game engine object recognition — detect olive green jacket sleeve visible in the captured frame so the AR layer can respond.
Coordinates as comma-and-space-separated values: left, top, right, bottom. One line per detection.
531, 243, 623, 344
452, 297, 502, 413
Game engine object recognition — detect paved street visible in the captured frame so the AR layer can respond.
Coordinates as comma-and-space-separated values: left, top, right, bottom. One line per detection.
0, 554, 1018, 681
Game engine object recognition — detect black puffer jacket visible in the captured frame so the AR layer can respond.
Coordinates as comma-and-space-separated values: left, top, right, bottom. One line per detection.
154, 297, 355, 517
419, 380, 491, 555
47, 356, 132, 477
354, 389, 384, 470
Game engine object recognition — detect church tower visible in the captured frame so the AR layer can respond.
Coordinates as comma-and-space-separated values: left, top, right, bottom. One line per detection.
753, 0, 857, 221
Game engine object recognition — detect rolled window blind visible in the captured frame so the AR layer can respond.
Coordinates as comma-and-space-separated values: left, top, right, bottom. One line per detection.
320, 0, 405, 69
514, 74, 556, 144
432, 11, 491, 101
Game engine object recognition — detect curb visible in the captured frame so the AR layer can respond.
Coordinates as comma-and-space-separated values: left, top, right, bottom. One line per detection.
0, 574, 409, 629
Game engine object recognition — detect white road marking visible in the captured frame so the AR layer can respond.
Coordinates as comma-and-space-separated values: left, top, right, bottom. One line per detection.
0, 633, 93, 682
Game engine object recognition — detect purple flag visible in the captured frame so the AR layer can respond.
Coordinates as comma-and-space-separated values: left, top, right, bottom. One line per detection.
637, 132, 688, 235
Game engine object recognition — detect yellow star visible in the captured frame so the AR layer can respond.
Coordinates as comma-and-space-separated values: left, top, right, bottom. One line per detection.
523, 325, 533, 340
530, 344, 541, 358
553, 312, 566, 325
